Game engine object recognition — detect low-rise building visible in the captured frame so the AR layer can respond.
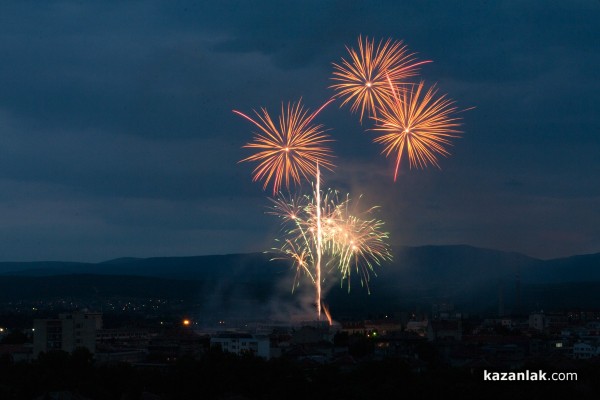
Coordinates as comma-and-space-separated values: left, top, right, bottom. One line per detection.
573, 342, 600, 360
405, 320, 428, 337
427, 320, 462, 341
529, 312, 546, 332
0, 344, 33, 362
211, 332, 270, 359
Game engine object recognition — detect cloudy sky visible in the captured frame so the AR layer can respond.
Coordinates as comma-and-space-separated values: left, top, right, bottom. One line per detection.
0, 1, 598, 262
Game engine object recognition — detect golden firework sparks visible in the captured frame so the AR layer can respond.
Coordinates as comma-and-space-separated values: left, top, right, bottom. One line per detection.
372, 80, 462, 180
236, 34, 468, 321
331, 35, 431, 123
325, 194, 392, 293
270, 190, 391, 294
234, 100, 335, 195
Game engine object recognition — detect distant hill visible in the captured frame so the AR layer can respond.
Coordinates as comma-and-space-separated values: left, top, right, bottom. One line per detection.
1, 245, 599, 317
0, 253, 289, 281
0, 274, 201, 302
0, 261, 94, 276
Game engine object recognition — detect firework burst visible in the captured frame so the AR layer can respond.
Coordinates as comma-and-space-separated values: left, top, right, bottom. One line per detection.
235, 34, 467, 320
270, 189, 391, 293
326, 195, 392, 293
372, 80, 462, 180
234, 99, 335, 195
269, 194, 315, 289
331, 35, 430, 123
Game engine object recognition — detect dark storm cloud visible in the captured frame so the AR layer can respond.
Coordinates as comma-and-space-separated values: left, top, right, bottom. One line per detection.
0, 0, 598, 261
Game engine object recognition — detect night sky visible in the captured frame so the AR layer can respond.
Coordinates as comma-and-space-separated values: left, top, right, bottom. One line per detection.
0, 1, 598, 262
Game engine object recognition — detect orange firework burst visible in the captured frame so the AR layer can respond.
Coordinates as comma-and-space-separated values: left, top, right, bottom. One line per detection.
372, 81, 462, 181
234, 99, 335, 195
331, 35, 431, 123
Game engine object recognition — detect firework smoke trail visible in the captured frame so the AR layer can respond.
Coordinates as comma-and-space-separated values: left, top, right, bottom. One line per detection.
331, 35, 431, 123
371, 79, 462, 180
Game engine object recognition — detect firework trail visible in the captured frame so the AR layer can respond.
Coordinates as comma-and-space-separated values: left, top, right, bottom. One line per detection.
234, 99, 335, 196
315, 164, 323, 318
331, 35, 431, 123
371, 80, 462, 181
322, 303, 333, 326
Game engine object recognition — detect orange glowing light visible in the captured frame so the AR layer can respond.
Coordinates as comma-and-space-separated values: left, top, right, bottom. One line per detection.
234, 99, 335, 195
182, 319, 191, 326
331, 35, 431, 123
322, 303, 333, 326
372, 80, 462, 180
